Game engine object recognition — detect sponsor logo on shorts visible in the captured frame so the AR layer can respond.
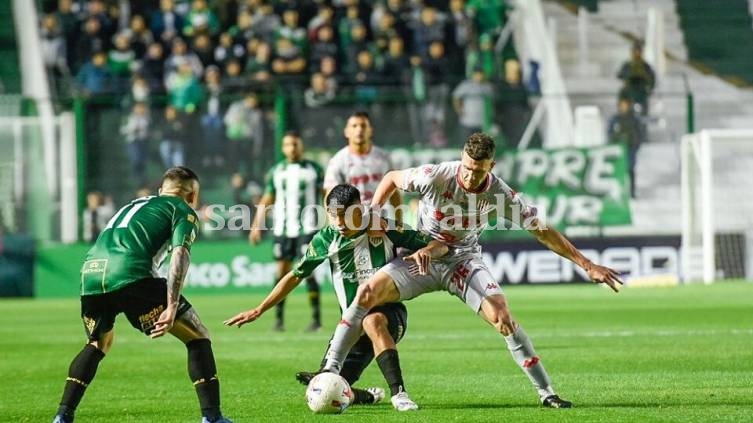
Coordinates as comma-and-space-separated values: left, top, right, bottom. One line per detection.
83, 316, 96, 335
138, 305, 165, 331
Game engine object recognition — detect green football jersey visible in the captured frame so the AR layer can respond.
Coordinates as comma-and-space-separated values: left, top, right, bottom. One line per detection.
292, 220, 433, 311
80, 195, 199, 295
264, 159, 324, 238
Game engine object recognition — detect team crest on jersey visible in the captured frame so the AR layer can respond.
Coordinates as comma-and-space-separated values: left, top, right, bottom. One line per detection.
187, 214, 196, 223
368, 236, 384, 247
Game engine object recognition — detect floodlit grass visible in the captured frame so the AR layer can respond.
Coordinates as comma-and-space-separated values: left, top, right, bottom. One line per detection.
1, 282, 752, 422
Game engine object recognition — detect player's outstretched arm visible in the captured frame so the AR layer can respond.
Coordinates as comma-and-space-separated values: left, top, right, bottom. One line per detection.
249, 193, 274, 245
529, 224, 624, 292
151, 246, 191, 338
223, 271, 303, 328
372, 170, 405, 210
403, 240, 448, 275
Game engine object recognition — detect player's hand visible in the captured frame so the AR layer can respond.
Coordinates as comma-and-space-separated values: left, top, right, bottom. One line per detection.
223, 308, 263, 328
249, 228, 262, 245
585, 263, 624, 293
150, 304, 177, 338
403, 248, 432, 275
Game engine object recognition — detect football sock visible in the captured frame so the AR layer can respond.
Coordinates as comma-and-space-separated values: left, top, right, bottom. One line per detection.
504, 326, 555, 399
376, 349, 405, 396
57, 344, 105, 419
352, 388, 376, 405
187, 339, 221, 422
307, 277, 321, 325
324, 304, 369, 372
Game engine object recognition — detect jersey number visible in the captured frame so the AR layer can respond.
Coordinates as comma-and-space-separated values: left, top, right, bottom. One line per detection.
104, 196, 154, 230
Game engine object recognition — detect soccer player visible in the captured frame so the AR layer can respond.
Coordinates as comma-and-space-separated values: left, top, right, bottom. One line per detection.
249, 132, 324, 332
321, 133, 625, 408
324, 110, 402, 220
224, 184, 448, 411
52, 167, 232, 423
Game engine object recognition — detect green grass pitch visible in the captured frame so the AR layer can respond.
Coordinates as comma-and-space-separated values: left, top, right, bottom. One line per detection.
1, 282, 752, 422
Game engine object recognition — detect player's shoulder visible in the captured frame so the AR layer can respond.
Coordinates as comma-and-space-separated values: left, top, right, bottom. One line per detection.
329, 146, 350, 162
411, 161, 458, 178
370, 145, 391, 158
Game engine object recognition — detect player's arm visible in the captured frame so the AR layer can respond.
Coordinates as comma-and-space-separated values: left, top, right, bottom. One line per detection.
249, 192, 274, 244
151, 245, 191, 338
389, 226, 448, 274
529, 225, 623, 292
372, 170, 405, 210
223, 271, 304, 328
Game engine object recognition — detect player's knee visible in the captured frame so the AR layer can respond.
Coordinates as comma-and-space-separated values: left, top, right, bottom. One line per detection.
362, 313, 388, 334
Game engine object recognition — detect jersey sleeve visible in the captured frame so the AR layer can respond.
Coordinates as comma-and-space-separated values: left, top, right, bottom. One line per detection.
263, 166, 275, 195
172, 206, 200, 251
292, 230, 331, 278
496, 182, 539, 229
400, 164, 439, 196
323, 153, 345, 191
385, 221, 434, 251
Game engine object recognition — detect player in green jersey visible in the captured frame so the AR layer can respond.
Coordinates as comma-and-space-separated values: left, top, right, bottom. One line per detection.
53, 167, 232, 423
249, 132, 325, 332
225, 184, 448, 411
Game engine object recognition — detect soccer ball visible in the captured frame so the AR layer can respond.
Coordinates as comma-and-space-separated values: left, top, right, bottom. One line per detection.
305, 372, 354, 414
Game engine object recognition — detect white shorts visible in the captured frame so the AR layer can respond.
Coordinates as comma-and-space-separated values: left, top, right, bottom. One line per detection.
380, 255, 504, 312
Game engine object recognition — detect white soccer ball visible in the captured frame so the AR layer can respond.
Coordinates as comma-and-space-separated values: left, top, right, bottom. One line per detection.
305, 372, 354, 414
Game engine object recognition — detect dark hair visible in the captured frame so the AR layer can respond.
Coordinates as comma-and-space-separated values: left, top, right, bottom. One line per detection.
348, 110, 371, 123
326, 184, 361, 208
464, 133, 496, 160
162, 166, 199, 186
284, 130, 300, 138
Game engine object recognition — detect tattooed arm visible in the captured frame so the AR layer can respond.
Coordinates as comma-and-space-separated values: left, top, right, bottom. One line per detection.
150, 246, 191, 338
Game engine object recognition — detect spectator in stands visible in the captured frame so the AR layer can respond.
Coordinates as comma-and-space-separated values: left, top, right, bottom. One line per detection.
452, 68, 494, 141
127, 75, 151, 107
82, 191, 114, 243
465, 33, 501, 81
164, 38, 204, 82
214, 32, 245, 72
157, 105, 186, 169
305, 72, 336, 108
150, 0, 184, 44
83, 0, 115, 41
310, 26, 339, 70
412, 7, 446, 59
125, 15, 153, 58
200, 66, 226, 168
75, 51, 114, 96
422, 41, 450, 144
498, 59, 531, 147
344, 23, 369, 77
407, 55, 427, 143
40, 14, 70, 94
224, 93, 265, 176
231, 10, 256, 45
277, 9, 307, 51
447, 0, 472, 74
55, 0, 79, 67
139, 42, 167, 93
192, 33, 216, 68
272, 38, 307, 77
381, 36, 410, 84
120, 102, 151, 186
608, 98, 646, 198
617, 41, 655, 116
338, 5, 364, 57
372, 12, 398, 42
108, 33, 136, 91
245, 41, 273, 84
74, 17, 106, 71
166, 61, 204, 114
223, 59, 249, 90
318, 55, 340, 91
466, 0, 508, 37
250, 2, 280, 45
307, 4, 334, 41
183, 0, 220, 38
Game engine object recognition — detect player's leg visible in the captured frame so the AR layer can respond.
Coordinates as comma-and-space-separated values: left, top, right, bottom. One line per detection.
54, 294, 117, 422
299, 235, 321, 332
457, 260, 571, 408
272, 237, 294, 331
362, 304, 417, 411
121, 278, 232, 422
324, 259, 442, 372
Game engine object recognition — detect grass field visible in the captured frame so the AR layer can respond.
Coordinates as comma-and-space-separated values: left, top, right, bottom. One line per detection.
1, 282, 752, 422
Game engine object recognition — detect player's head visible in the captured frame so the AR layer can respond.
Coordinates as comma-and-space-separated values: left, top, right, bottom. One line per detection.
281, 131, 303, 162
460, 133, 496, 191
160, 166, 200, 208
343, 110, 373, 149
326, 184, 364, 237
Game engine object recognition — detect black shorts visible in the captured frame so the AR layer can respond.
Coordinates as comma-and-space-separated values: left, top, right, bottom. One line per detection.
80, 277, 192, 341
273, 234, 315, 261
321, 302, 409, 386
